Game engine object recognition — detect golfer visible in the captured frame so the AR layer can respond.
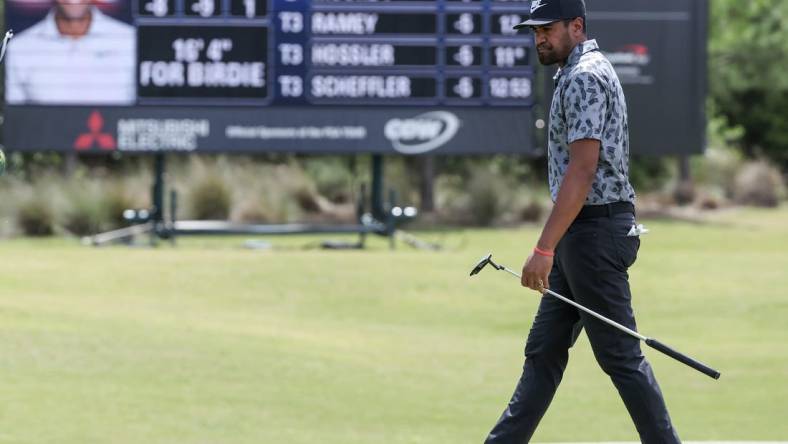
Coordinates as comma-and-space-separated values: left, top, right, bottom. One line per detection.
484, 1, 681, 442
5, 0, 135, 105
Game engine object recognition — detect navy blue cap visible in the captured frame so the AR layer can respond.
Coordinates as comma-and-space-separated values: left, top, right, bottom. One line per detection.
513, 0, 586, 29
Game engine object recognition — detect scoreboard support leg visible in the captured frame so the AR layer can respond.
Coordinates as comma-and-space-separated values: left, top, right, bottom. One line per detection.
674, 155, 695, 205
371, 154, 385, 221
150, 152, 170, 245
419, 156, 435, 213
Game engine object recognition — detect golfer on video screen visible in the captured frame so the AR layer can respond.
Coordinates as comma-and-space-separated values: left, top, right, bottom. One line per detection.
5, 0, 135, 105
484, 1, 680, 442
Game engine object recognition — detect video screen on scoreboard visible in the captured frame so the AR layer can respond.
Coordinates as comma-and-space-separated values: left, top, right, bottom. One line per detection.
3, 0, 534, 107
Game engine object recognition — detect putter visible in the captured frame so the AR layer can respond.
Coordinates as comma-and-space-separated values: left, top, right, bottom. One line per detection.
470, 253, 721, 380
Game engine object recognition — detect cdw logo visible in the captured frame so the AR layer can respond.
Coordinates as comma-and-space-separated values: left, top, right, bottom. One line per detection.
384, 111, 461, 155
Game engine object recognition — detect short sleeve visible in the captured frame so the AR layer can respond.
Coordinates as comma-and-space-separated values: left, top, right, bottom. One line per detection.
5, 46, 27, 104
563, 72, 607, 144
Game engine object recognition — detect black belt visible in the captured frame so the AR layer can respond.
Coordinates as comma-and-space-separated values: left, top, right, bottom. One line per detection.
575, 201, 635, 220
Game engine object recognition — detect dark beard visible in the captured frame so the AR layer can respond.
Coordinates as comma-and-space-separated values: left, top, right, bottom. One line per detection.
537, 32, 573, 66
537, 49, 561, 66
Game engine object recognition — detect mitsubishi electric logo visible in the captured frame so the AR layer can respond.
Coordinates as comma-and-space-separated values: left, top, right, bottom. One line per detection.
384, 111, 461, 154
74, 110, 116, 151
530, 0, 547, 14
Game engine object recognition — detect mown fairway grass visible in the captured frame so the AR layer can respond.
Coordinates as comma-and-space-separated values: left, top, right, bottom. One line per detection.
1, 207, 787, 443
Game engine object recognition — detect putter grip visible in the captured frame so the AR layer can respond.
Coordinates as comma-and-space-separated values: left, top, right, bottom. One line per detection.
646, 338, 720, 380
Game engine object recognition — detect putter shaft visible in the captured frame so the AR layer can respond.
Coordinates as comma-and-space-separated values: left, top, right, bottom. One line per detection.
501, 265, 647, 341
473, 254, 720, 379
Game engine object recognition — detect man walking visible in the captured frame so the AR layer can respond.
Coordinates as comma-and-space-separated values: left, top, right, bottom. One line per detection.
484, 1, 681, 442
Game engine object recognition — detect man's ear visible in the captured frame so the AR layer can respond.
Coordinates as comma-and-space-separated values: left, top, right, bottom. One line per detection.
573, 17, 585, 36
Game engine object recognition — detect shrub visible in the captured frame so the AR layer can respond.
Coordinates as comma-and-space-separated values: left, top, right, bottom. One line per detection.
210, 162, 305, 224
629, 156, 673, 192
467, 168, 508, 226
691, 142, 745, 199
293, 187, 322, 213
57, 178, 141, 236
434, 174, 472, 225
188, 174, 232, 220
672, 180, 696, 206
520, 199, 546, 222
302, 156, 354, 203
63, 194, 107, 236
434, 163, 548, 227
17, 197, 55, 236
732, 161, 785, 207
695, 187, 726, 210
234, 198, 272, 224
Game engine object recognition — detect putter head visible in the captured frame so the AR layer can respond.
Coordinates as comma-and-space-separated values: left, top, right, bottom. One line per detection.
469, 253, 493, 277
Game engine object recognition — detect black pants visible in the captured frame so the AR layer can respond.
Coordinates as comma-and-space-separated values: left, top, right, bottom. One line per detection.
484, 212, 680, 444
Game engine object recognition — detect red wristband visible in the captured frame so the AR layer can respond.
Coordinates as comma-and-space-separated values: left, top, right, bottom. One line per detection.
533, 247, 555, 257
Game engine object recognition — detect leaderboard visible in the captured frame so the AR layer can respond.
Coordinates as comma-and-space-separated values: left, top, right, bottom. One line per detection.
135, 0, 533, 106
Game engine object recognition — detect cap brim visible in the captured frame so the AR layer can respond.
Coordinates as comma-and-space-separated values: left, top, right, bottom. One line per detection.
513, 18, 560, 29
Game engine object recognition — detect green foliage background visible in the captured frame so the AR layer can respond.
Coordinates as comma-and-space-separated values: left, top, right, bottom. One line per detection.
709, 0, 788, 166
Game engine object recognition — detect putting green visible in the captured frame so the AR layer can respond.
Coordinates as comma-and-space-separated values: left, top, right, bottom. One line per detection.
0, 206, 786, 443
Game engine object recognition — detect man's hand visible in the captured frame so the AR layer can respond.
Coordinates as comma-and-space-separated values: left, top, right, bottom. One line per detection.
522, 253, 552, 292
521, 138, 600, 293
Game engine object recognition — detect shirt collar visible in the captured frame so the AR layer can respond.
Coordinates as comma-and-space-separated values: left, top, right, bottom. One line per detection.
565, 39, 599, 68
553, 39, 600, 83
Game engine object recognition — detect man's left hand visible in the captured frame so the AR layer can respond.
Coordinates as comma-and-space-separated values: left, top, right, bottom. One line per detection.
521, 253, 552, 292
